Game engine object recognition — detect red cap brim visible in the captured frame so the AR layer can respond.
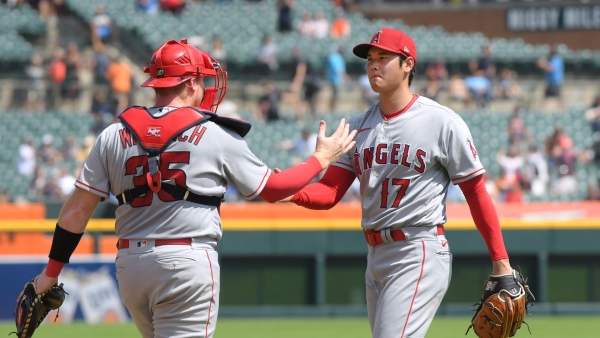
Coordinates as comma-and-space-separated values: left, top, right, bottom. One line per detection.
141, 75, 195, 88
352, 43, 408, 59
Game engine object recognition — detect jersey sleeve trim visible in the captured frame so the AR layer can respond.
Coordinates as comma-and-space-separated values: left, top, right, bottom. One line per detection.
244, 167, 271, 199
451, 168, 486, 184
74, 180, 110, 198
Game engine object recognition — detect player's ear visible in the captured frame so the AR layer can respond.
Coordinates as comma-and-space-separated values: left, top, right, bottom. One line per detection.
400, 56, 415, 72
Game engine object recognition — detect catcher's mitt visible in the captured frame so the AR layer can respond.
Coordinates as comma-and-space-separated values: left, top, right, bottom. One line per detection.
466, 270, 535, 338
12, 276, 67, 338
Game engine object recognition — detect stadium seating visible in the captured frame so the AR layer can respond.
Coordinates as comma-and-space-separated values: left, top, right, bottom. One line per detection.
0, 111, 94, 200
1, 107, 596, 202
0, 5, 42, 62
64, 0, 600, 68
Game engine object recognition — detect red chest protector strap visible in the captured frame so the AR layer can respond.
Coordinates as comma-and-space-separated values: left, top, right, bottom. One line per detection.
116, 106, 251, 207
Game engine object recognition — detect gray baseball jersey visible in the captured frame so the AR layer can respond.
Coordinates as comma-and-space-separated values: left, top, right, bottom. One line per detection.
75, 106, 271, 241
333, 94, 484, 230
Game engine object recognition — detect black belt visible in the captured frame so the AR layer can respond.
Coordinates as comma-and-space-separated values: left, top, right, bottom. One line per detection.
116, 183, 222, 207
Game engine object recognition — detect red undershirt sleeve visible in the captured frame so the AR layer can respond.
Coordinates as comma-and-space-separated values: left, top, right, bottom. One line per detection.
458, 174, 508, 261
258, 156, 324, 203
291, 166, 356, 210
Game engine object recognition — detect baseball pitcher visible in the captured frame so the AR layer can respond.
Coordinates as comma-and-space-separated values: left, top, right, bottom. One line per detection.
283, 28, 532, 338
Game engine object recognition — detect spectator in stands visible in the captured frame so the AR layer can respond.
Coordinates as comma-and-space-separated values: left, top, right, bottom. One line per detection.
24, 54, 46, 111
525, 144, 549, 197
495, 169, 523, 203
90, 5, 113, 46
587, 181, 600, 201
159, 0, 186, 15
275, 128, 317, 166
537, 46, 564, 99
424, 59, 447, 101
106, 57, 132, 108
17, 136, 36, 178
550, 134, 578, 195
312, 12, 329, 39
507, 108, 532, 150
43, 176, 62, 199
325, 46, 347, 112
38, 134, 61, 164
483, 173, 499, 203
91, 43, 110, 85
585, 93, 600, 162
137, 0, 159, 15
448, 73, 469, 103
470, 45, 495, 81
330, 10, 350, 39
62, 42, 83, 109
30, 167, 47, 198
256, 81, 281, 122
48, 47, 66, 109
56, 167, 76, 197
284, 47, 307, 121
497, 68, 521, 100
359, 72, 378, 108
216, 100, 240, 119
209, 36, 226, 63
276, 0, 295, 33
303, 68, 322, 120
258, 34, 279, 75
465, 69, 492, 107
62, 136, 79, 162
497, 146, 524, 188
297, 12, 314, 38
91, 90, 113, 117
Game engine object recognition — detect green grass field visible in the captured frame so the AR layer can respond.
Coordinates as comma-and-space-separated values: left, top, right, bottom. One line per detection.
2, 316, 598, 337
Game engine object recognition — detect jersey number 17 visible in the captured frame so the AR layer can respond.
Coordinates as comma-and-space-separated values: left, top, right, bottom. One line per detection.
380, 178, 410, 209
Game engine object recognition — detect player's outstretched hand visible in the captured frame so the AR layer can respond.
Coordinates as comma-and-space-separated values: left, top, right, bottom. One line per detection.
313, 119, 357, 169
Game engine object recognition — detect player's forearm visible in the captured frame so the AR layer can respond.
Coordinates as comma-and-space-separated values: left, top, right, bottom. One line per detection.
46, 188, 102, 278
57, 187, 102, 233
292, 166, 356, 210
258, 156, 323, 203
458, 175, 508, 261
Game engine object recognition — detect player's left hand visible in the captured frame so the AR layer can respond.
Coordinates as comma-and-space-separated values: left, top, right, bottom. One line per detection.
15, 271, 57, 305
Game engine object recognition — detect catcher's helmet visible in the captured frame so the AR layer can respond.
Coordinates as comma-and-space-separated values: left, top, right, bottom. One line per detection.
142, 38, 228, 112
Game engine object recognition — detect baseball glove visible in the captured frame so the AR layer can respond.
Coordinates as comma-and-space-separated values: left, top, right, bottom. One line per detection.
466, 270, 535, 338
12, 276, 67, 338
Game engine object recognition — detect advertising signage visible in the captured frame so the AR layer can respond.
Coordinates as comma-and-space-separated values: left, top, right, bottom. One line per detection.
506, 5, 600, 31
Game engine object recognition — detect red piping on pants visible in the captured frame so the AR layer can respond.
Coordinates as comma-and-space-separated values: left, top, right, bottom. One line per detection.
401, 241, 426, 338
205, 250, 215, 338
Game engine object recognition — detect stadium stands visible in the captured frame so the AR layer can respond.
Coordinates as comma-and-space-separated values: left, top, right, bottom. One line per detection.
0, 5, 43, 63
64, 0, 600, 69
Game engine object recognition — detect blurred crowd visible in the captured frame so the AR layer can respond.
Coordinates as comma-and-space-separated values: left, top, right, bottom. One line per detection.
4, 0, 598, 204
423, 45, 564, 109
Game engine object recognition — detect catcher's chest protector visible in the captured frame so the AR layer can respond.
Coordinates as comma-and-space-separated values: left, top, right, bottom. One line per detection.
118, 106, 252, 194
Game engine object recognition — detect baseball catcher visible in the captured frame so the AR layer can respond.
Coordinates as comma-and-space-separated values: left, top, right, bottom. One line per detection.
466, 270, 535, 338
12, 276, 67, 338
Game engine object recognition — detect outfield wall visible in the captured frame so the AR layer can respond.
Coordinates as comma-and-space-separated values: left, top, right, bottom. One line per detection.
1, 202, 600, 319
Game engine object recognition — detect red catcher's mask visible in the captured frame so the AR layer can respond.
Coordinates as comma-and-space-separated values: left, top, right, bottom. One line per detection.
141, 39, 228, 112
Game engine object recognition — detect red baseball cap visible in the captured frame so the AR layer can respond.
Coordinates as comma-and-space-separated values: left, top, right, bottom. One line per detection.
353, 28, 417, 62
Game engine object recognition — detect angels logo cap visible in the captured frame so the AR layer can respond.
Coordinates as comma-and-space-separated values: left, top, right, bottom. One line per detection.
353, 28, 417, 62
